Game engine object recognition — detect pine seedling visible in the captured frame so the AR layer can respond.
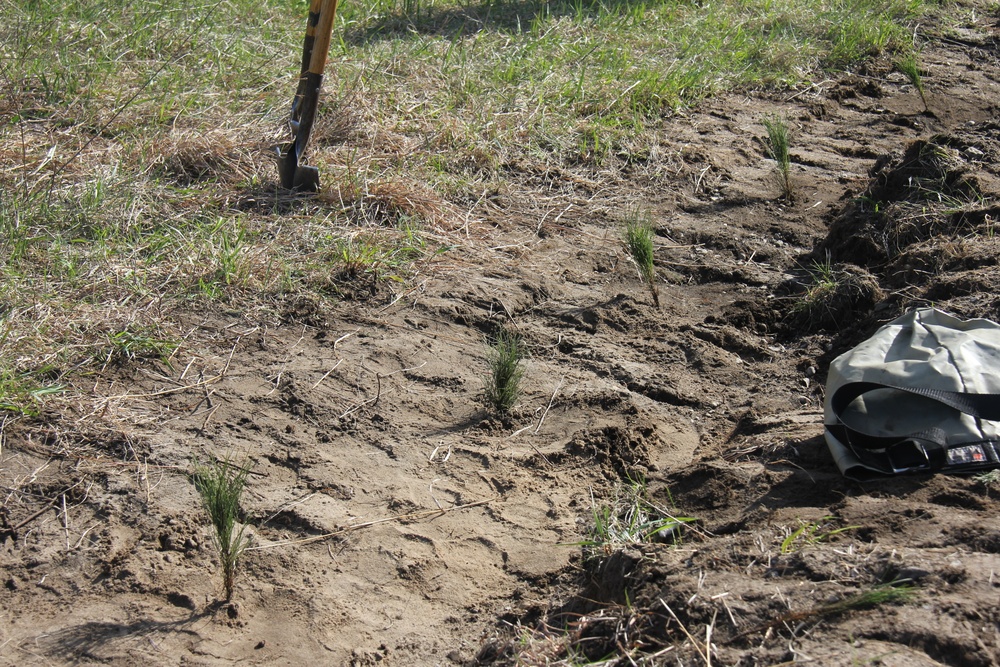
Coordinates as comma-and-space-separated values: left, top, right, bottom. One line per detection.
763, 115, 793, 199
896, 53, 928, 112
974, 469, 1000, 494
623, 208, 660, 308
193, 457, 253, 601
484, 328, 525, 415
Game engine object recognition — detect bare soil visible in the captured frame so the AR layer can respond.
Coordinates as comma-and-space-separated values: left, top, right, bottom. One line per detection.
3, 9, 1000, 667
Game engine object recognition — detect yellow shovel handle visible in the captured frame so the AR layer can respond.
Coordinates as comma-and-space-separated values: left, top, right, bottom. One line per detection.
308, 0, 340, 77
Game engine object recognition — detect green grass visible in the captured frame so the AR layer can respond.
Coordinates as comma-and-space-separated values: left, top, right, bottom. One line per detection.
483, 328, 526, 416
763, 115, 793, 199
623, 208, 660, 308
103, 327, 179, 366
806, 256, 838, 291
0, 370, 64, 416
577, 479, 695, 562
974, 469, 1000, 491
193, 456, 253, 601
791, 255, 840, 318
780, 515, 859, 553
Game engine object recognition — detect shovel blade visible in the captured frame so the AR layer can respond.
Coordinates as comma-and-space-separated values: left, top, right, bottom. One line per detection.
277, 143, 320, 193
292, 164, 320, 192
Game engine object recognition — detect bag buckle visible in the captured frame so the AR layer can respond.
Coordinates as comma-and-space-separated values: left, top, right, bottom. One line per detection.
886, 441, 932, 474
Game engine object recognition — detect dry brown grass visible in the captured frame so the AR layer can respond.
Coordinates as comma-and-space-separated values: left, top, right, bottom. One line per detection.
327, 178, 458, 228
151, 129, 259, 185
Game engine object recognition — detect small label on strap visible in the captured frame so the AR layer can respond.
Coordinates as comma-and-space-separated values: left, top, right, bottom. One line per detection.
947, 444, 988, 465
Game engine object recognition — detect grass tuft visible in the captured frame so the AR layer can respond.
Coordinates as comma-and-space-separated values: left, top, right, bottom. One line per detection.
193, 456, 253, 602
974, 469, 1000, 492
791, 255, 839, 319
103, 327, 179, 366
780, 515, 859, 553
483, 328, 526, 416
623, 208, 660, 308
0, 370, 64, 416
577, 478, 695, 562
152, 130, 255, 185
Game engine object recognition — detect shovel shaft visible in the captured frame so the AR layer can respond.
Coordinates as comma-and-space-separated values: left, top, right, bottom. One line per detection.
291, 0, 338, 156
303, 0, 324, 62
280, 0, 340, 191
291, 0, 325, 115
307, 0, 339, 76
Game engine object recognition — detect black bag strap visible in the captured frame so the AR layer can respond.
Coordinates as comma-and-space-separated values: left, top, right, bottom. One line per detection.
828, 381, 1000, 474
831, 381, 1000, 424
825, 422, 948, 473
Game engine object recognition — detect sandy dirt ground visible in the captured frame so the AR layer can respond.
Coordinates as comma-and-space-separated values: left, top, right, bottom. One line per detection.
2, 6, 1000, 666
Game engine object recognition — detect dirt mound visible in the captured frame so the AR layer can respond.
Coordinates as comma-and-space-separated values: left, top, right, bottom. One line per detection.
787, 123, 1000, 339
778, 262, 884, 334
822, 127, 1000, 268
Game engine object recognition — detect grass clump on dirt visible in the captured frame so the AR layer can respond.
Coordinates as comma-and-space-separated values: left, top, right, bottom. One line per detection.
623, 208, 660, 308
579, 479, 694, 562
790, 256, 839, 316
193, 457, 253, 602
780, 515, 859, 553
763, 115, 794, 199
785, 255, 883, 332
0, 371, 64, 416
483, 328, 526, 416
102, 327, 179, 367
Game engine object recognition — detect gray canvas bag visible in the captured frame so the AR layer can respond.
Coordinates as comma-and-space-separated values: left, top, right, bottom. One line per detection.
824, 307, 1000, 480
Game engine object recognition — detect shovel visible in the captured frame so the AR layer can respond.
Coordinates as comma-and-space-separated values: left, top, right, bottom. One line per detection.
276, 0, 340, 192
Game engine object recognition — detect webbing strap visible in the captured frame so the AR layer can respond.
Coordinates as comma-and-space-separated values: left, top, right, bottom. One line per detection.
828, 381, 1000, 474
831, 381, 1000, 424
